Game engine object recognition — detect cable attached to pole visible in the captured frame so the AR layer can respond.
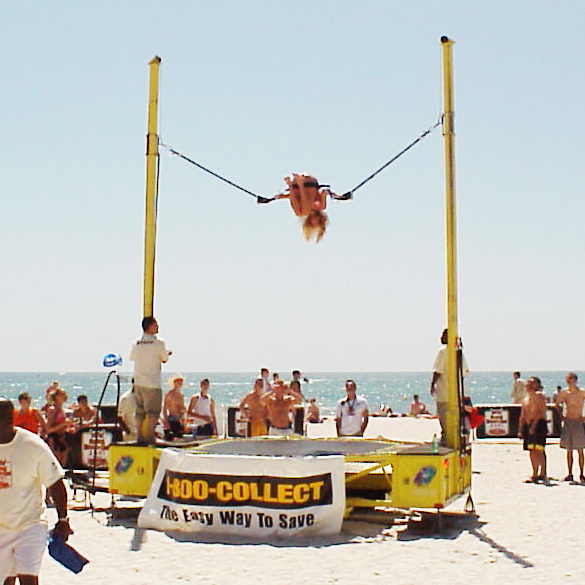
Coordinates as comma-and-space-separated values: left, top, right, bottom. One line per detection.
159, 115, 443, 203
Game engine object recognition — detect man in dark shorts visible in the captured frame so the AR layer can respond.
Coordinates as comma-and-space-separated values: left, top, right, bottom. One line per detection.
518, 376, 548, 483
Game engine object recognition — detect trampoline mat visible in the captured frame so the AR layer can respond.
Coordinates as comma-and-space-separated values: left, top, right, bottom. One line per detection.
188, 438, 409, 457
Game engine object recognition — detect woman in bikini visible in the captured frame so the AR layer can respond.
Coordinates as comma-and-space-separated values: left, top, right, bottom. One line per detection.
46, 388, 70, 466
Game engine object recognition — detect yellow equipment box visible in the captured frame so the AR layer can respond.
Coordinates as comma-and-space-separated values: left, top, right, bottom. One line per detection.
390, 445, 471, 509
108, 444, 160, 497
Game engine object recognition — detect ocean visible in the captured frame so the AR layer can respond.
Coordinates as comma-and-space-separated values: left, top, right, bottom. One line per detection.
0, 371, 578, 415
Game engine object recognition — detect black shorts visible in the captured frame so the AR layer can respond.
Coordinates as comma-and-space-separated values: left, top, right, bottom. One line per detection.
194, 423, 214, 437
523, 419, 547, 451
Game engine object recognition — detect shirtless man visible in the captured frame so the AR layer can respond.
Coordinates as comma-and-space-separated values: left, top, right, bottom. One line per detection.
188, 378, 217, 436
306, 398, 321, 423
262, 380, 302, 436
163, 375, 185, 440
72, 395, 96, 427
410, 394, 430, 416
555, 372, 585, 482
239, 379, 269, 437
518, 377, 548, 483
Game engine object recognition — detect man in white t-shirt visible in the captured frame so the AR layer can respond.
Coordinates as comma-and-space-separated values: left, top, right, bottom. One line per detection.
335, 380, 369, 437
0, 398, 71, 584
130, 316, 172, 445
430, 329, 469, 443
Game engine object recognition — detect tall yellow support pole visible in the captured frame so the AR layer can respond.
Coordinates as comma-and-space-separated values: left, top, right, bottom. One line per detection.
143, 56, 161, 318
441, 37, 460, 450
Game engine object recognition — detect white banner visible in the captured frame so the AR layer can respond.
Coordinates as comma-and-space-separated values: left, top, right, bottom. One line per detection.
138, 450, 345, 537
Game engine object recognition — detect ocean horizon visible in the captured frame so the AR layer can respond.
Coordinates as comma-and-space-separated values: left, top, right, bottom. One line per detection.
1, 370, 579, 415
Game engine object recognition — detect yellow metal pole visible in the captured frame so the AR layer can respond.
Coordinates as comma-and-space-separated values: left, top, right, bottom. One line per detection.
441, 37, 460, 450
143, 56, 161, 318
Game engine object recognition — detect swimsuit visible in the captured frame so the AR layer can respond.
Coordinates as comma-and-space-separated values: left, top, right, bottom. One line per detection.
522, 419, 548, 451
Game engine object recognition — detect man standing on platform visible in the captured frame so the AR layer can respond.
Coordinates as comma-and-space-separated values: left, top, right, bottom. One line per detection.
430, 329, 469, 444
335, 380, 369, 437
130, 316, 171, 445
0, 398, 72, 585
555, 372, 585, 482
511, 372, 527, 404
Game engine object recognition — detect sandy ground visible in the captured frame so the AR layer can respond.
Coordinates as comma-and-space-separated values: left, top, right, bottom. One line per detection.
39, 418, 585, 585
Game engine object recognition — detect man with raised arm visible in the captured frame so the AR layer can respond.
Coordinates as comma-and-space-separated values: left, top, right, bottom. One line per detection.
555, 372, 585, 482
519, 377, 548, 483
263, 379, 302, 436
0, 398, 72, 585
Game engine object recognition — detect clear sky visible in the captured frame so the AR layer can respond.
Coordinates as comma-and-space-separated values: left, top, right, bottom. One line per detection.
2, 1, 584, 373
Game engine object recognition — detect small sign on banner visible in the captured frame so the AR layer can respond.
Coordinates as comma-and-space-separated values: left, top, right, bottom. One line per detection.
484, 408, 509, 436
138, 450, 345, 537
81, 430, 113, 469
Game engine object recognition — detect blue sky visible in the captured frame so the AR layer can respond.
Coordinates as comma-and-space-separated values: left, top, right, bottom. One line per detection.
2, 1, 584, 372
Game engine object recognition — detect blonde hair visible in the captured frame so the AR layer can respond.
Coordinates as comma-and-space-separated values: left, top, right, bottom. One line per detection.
302, 211, 328, 243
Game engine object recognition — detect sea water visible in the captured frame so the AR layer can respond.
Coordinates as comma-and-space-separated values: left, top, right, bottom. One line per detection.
0, 371, 579, 415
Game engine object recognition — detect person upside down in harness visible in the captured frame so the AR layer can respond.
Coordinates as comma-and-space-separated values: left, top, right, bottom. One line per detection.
275, 173, 332, 243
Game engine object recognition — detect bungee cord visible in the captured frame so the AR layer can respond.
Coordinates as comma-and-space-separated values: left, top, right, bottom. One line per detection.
158, 115, 443, 205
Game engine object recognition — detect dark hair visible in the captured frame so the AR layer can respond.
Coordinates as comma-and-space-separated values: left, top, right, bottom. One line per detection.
513, 371, 521, 377
18, 392, 31, 402
201, 378, 210, 385
261, 368, 268, 374
77, 395, 88, 402
413, 394, 419, 400
142, 316, 157, 332
292, 370, 301, 376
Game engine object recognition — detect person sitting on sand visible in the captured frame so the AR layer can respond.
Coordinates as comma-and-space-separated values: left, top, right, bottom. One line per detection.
13, 392, 46, 437
306, 398, 321, 423
519, 377, 548, 483
188, 378, 217, 437
239, 379, 269, 437
163, 375, 186, 440
555, 372, 585, 482
45, 388, 70, 467
277, 173, 330, 243
263, 379, 302, 436
410, 394, 430, 417
72, 395, 97, 427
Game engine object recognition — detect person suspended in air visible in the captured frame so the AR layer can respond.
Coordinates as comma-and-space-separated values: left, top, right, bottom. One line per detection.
276, 173, 330, 243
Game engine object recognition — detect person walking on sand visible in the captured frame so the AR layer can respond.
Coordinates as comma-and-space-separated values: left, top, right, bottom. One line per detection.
519, 377, 548, 483
555, 372, 585, 482
335, 380, 369, 437
130, 316, 172, 445
430, 329, 469, 443
0, 398, 72, 585
511, 371, 527, 404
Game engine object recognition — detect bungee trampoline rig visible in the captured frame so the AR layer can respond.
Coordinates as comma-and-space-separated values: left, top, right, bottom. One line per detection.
105, 36, 474, 519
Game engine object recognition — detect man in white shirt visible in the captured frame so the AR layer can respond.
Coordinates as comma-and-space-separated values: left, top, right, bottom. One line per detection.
430, 329, 469, 443
0, 398, 71, 584
335, 380, 369, 437
511, 371, 527, 404
130, 317, 171, 445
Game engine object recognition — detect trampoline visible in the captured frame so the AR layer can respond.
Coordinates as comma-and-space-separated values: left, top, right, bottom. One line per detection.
187, 437, 416, 458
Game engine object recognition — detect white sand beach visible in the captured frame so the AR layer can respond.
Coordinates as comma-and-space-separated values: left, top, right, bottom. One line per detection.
41, 419, 585, 584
